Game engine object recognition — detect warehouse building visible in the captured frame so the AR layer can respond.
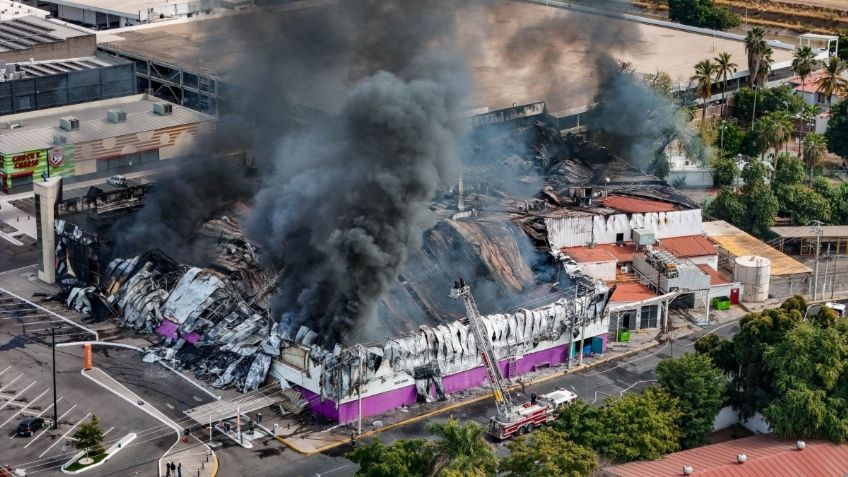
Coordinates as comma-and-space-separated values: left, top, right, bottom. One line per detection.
41, 0, 243, 29
0, 93, 214, 192
0, 15, 95, 63
0, 54, 134, 114
704, 221, 812, 298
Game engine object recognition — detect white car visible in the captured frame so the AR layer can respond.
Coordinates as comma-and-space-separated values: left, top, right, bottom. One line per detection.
541, 389, 578, 410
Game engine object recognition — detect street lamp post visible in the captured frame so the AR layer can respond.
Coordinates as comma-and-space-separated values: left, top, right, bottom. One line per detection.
720, 120, 726, 156
52, 328, 58, 429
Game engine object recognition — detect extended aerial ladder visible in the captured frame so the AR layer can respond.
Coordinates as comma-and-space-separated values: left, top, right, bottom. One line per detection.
451, 278, 516, 421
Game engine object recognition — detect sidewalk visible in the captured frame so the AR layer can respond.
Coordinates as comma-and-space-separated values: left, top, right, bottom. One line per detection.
81, 368, 218, 477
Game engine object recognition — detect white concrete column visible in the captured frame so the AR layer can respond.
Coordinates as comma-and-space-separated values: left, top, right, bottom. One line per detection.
33, 177, 63, 284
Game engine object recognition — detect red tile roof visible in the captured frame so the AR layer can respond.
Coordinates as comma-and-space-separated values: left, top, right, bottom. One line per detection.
602, 195, 677, 213
610, 282, 656, 303
658, 235, 717, 258
789, 70, 828, 94
606, 435, 848, 477
697, 264, 730, 286
561, 246, 616, 263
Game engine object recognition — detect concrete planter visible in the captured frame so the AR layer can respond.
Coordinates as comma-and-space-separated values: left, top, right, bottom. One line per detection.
61, 433, 137, 474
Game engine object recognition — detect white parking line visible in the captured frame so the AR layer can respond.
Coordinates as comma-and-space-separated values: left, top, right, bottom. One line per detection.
39, 412, 91, 458
103, 426, 114, 437
11, 396, 63, 439
24, 403, 77, 449
0, 365, 10, 377
0, 388, 49, 430
0, 373, 22, 393
0, 380, 36, 411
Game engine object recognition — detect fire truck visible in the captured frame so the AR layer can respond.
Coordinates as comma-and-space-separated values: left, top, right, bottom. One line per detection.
451, 279, 578, 440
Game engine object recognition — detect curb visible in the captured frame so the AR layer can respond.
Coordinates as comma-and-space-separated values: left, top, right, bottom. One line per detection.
276, 339, 662, 455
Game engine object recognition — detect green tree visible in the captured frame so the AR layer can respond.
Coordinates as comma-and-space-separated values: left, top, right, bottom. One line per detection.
714, 52, 737, 116
773, 153, 805, 189
692, 59, 719, 121
667, 0, 739, 30
762, 111, 794, 157
652, 155, 671, 180
500, 428, 598, 477
817, 56, 848, 106
742, 183, 779, 237
776, 185, 831, 225
762, 321, 848, 442
556, 389, 682, 463
427, 418, 497, 477
712, 157, 738, 187
73, 415, 105, 458
791, 46, 817, 90
741, 158, 769, 190
825, 100, 848, 159
694, 333, 736, 372
803, 133, 829, 183
726, 307, 801, 419
745, 28, 768, 88
705, 187, 743, 223
645, 70, 675, 97
348, 438, 432, 477
657, 354, 727, 449
733, 85, 803, 128
828, 183, 848, 223
796, 103, 820, 158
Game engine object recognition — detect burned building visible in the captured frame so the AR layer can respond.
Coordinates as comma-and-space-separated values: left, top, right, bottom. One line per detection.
55, 102, 702, 422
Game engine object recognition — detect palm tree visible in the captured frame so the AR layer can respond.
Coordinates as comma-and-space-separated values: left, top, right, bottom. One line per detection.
756, 47, 775, 86
714, 52, 738, 116
803, 133, 828, 184
426, 418, 497, 477
745, 27, 767, 87
792, 46, 817, 89
796, 103, 820, 156
816, 56, 848, 106
768, 110, 794, 155
692, 59, 719, 121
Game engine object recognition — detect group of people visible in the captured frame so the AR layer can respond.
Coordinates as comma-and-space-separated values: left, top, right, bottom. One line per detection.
164, 461, 182, 477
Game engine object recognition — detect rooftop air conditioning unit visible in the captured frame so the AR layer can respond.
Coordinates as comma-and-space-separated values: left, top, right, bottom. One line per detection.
53, 135, 67, 145
620, 265, 630, 274
9, 122, 22, 129
153, 102, 173, 115
59, 116, 79, 131
106, 109, 126, 123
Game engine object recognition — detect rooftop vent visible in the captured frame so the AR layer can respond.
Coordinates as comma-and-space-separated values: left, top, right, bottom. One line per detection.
737, 453, 747, 464
796, 440, 806, 450
59, 116, 79, 131
153, 102, 173, 116
53, 135, 66, 145
106, 109, 126, 124
6, 121, 22, 129
682, 466, 693, 476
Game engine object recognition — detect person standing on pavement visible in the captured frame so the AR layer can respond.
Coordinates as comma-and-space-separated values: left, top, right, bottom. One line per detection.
170, 462, 176, 475
177, 463, 182, 477
166, 462, 171, 477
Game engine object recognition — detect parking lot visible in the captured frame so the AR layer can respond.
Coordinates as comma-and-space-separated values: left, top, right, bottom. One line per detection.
0, 289, 173, 476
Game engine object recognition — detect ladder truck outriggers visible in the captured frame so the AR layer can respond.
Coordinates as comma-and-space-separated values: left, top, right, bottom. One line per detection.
451, 278, 577, 440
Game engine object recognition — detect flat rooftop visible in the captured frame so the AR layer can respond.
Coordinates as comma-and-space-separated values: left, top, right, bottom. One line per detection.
703, 221, 812, 276
771, 225, 848, 239
50, 0, 201, 19
4, 54, 127, 78
0, 15, 90, 53
0, 1, 49, 21
98, 0, 793, 111
0, 94, 215, 153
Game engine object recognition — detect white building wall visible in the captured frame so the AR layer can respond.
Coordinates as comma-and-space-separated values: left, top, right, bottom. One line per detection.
576, 261, 616, 281
546, 209, 703, 251
545, 216, 593, 249
686, 255, 719, 269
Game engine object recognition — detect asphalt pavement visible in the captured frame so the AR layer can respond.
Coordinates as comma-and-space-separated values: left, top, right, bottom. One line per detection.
0, 296, 171, 477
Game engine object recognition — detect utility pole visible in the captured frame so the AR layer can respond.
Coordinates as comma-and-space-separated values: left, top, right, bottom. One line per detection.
812, 221, 823, 300
52, 328, 58, 429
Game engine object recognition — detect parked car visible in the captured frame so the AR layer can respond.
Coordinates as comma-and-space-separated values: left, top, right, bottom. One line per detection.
16, 417, 44, 437
106, 175, 127, 187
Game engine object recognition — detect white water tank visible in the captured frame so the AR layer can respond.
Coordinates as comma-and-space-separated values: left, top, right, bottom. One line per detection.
734, 255, 771, 302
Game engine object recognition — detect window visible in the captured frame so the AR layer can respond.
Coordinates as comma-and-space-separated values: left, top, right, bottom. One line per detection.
640, 305, 659, 329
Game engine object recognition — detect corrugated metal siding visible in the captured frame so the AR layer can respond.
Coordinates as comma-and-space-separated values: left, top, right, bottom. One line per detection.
545, 215, 593, 250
